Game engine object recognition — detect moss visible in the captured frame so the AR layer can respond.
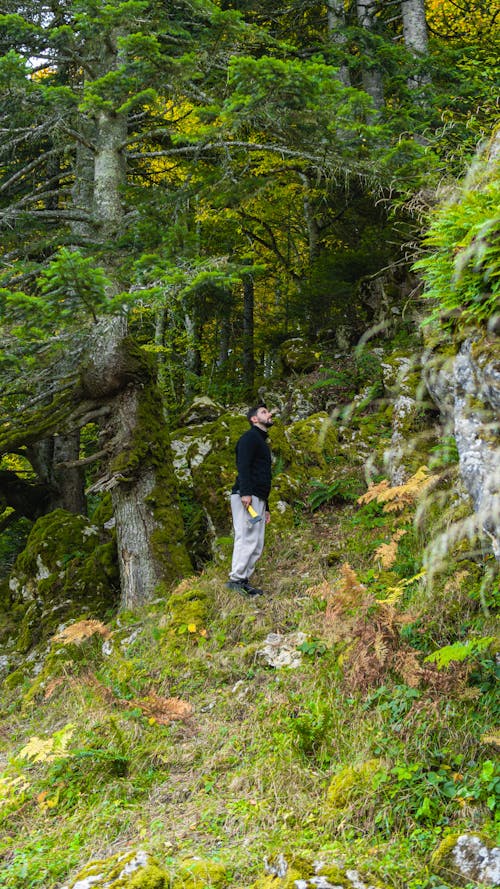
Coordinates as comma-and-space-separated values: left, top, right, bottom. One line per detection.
171, 858, 227, 889
284, 413, 338, 471
8, 509, 119, 653
314, 864, 349, 887
3, 666, 27, 690
109, 375, 193, 582
165, 581, 210, 637
326, 758, 385, 811
63, 850, 167, 888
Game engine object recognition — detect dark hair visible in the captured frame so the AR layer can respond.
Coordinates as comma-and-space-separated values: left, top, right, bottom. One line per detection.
246, 403, 267, 422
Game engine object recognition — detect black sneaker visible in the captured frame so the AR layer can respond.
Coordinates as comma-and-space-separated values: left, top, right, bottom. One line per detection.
240, 580, 264, 596
226, 579, 264, 596
226, 580, 248, 593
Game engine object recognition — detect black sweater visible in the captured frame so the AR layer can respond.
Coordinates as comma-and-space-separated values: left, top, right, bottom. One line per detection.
231, 425, 272, 506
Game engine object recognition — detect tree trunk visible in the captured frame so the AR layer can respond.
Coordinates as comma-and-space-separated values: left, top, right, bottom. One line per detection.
242, 273, 255, 394
401, 0, 430, 88
26, 433, 86, 515
82, 317, 193, 608
401, 0, 428, 55
327, 0, 351, 86
356, 0, 385, 111
93, 109, 127, 239
53, 431, 87, 515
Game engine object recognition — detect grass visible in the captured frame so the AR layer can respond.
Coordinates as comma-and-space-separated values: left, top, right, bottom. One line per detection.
0, 383, 499, 889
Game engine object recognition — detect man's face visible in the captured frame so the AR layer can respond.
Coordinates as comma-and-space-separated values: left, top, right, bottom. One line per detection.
253, 406, 273, 428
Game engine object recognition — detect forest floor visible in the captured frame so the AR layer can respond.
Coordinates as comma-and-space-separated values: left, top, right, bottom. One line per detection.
0, 471, 498, 889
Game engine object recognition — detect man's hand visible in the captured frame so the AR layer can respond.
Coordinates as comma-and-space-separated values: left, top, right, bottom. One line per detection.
265, 511, 270, 524
241, 495, 252, 508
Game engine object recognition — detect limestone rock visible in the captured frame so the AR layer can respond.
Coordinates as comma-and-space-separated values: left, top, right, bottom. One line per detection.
431, 833, 500, 886
256, 632, 307, 668
60, 849, 167, 888
7, 509, 118, 653
180, 396, 226, 426
280, 338, 321, 374
424, 336, 500, 558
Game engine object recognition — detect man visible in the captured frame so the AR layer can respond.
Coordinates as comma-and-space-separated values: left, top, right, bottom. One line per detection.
227, 403, 273, 596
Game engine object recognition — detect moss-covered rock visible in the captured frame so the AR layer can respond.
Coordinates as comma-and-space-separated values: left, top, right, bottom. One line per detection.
180, 396, 226, 426
283, 413, 338, 472
7, 509, 119, 653
164, 578, 210, 639
280, 338, 321, 374
170, 857, 227, 889
60, 850, 167, 888
171, 413, 247, 534
251, 854, 387, 889
430, 832, 500, 887
326, 758, 386, 811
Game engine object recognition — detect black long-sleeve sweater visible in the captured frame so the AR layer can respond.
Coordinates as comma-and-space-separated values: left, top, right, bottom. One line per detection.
231, 425, 272, 507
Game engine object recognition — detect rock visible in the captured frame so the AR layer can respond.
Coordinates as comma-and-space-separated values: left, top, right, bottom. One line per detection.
431, 833, 500, 886
7, 509, 118, 653
180, 396, 226, 426
423, 336, 500, 559
280, 338, 321, 374
60, 850, 167, 888
256, 632, 307, 668
254, 854, 385, 889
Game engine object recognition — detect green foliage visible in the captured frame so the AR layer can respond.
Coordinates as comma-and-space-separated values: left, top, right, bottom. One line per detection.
424, 636, 495, 669
415, 157, 500, 329
38, 249, 112, 322
307, 476, 365, 510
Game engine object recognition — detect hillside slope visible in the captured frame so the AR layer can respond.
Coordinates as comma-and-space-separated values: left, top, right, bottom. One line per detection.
0, 338, 498, 889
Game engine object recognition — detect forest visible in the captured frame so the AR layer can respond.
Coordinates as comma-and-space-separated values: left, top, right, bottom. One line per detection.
0, 1, 498, 888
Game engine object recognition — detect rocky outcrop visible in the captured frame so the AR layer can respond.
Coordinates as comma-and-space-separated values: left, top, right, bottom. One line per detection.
431, 833, 500, 887
424, 334, 500, 558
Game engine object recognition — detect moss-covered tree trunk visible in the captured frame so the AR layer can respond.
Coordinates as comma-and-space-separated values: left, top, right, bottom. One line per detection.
81, 317, 193, 608
109, 383, 192, 609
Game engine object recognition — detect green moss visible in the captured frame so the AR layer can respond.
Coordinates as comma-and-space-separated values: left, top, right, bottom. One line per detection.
326, 758, 385, 810
284, 413, 338, 471
8, 509, 119, 653
63, 850, 167, 888
171, 858, 227, 889
315, 864, 348, 887
165, 582, 210, 637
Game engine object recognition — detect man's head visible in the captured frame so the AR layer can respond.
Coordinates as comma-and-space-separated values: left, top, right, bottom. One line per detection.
247, 403, 273, 429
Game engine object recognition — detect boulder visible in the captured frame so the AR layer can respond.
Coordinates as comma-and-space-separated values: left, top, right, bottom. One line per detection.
60, 850, 166, 888
431, 833, 500, 887
280, 338, 321, 374
7, 509, 118, 653
180, 396, 226, 426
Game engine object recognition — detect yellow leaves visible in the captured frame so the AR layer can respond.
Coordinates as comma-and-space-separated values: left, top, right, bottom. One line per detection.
36, 789, 59, 811
52, 620, 110, 645
374, 530, 407, 569
0, 774, 29, 800
19, 723, 75, 763
358, 467, 432, 513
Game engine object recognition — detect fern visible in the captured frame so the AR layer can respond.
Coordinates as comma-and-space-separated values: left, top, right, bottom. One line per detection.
424, 636, 495, 669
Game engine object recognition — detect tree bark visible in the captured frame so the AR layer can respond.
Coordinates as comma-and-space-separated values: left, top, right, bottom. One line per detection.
356, 0, 385, 111
401, 0, 430, 88
401, 0, 428, 55
242, 273, 255, 394
327, 0, 351, 86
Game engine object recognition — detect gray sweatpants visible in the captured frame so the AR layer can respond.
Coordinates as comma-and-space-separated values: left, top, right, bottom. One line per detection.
229, 494, 267, 582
